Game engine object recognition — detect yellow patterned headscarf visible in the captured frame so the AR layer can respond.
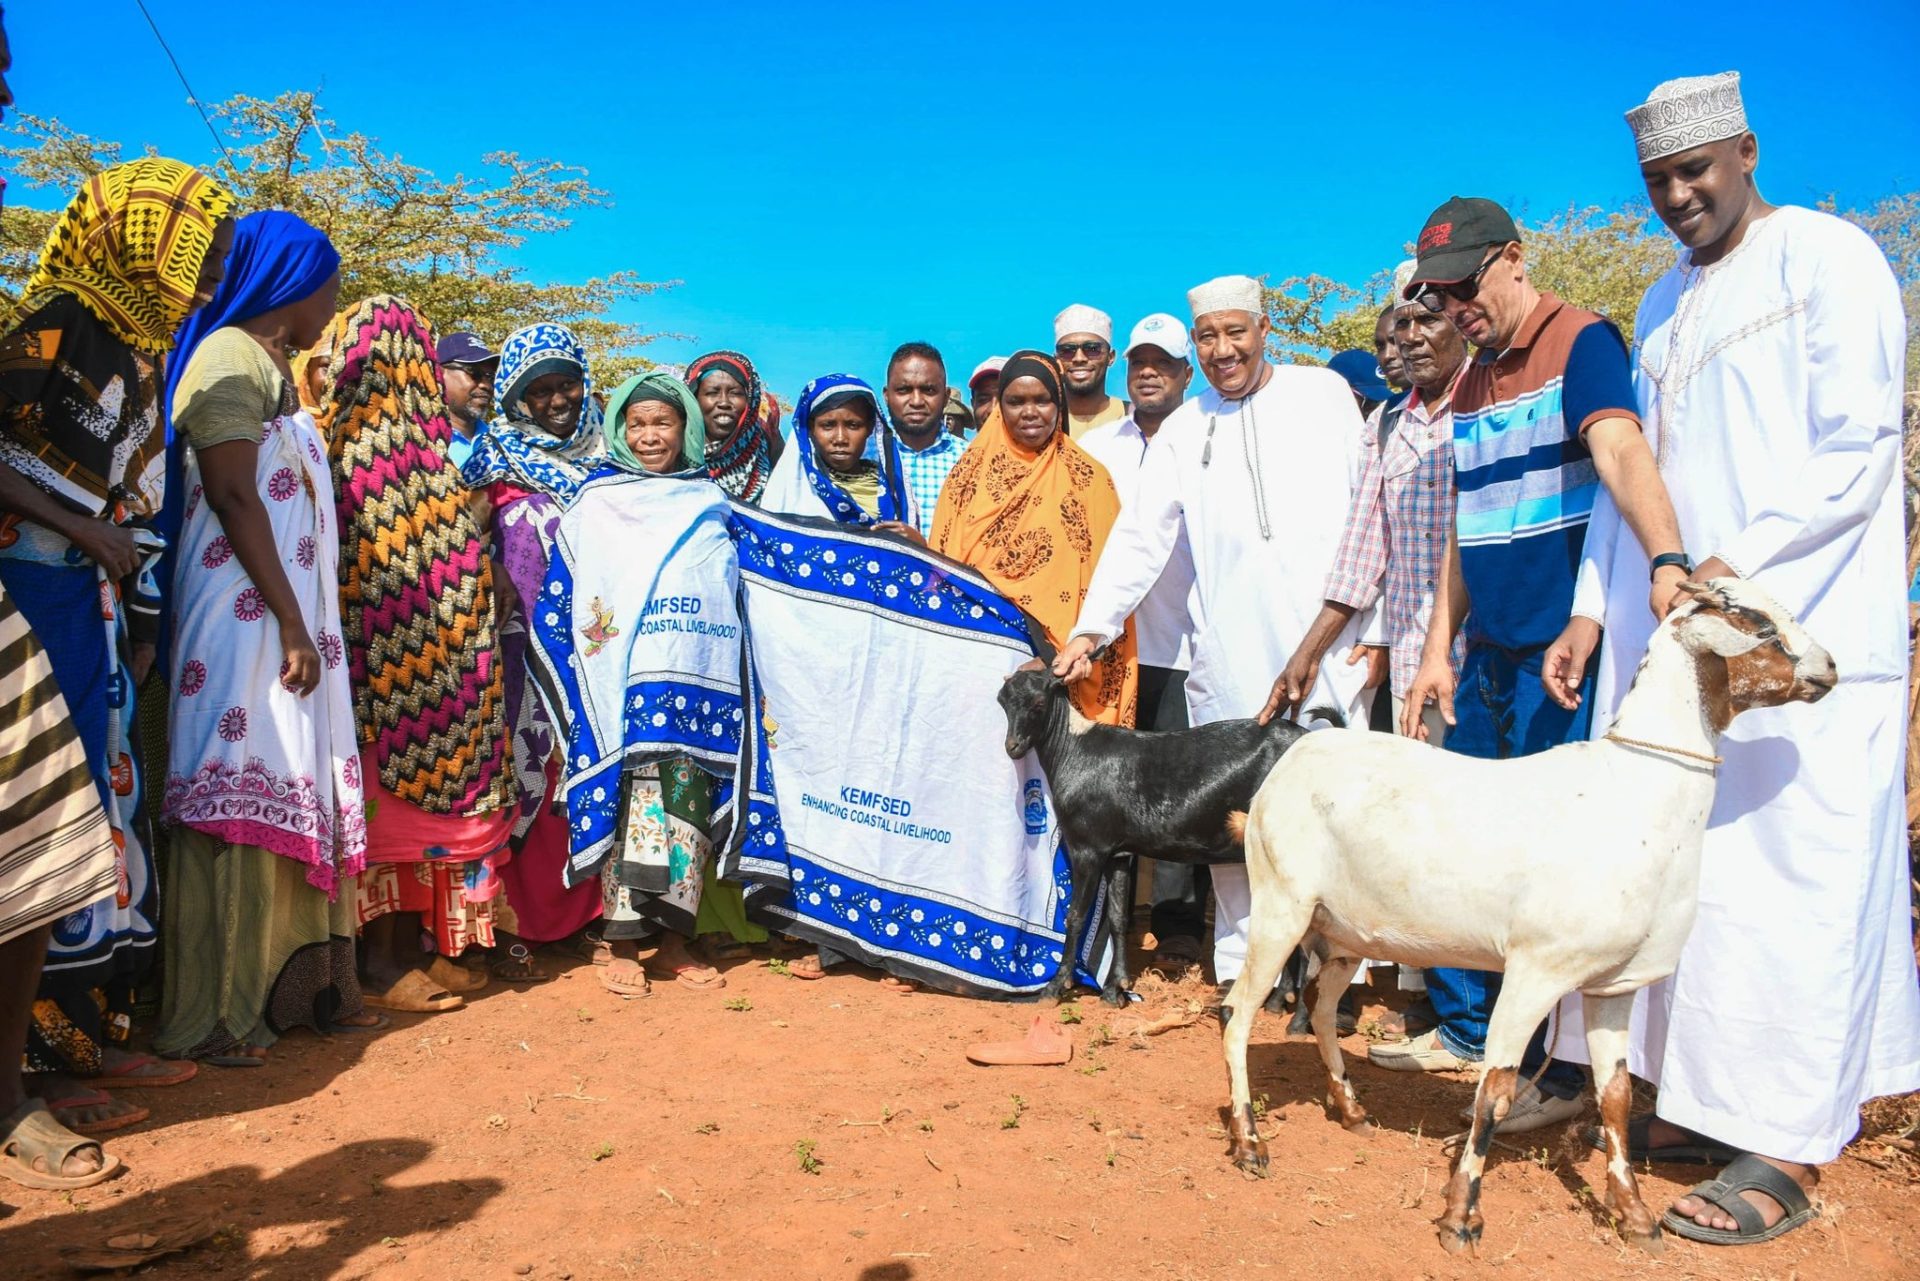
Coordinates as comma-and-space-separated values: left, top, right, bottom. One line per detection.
16, 158, 234, 355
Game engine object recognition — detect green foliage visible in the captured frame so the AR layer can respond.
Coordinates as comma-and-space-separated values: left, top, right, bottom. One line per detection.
1518, 204, 1677, 342
0, 93, 674, 383
1259, 272, 1374, 365
793, 1138, 821, 1174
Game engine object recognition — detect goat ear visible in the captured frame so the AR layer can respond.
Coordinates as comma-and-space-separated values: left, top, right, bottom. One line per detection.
1013, 658, 1047, 676
1677, 610, 1766, 658
1675, 578, 1733, 611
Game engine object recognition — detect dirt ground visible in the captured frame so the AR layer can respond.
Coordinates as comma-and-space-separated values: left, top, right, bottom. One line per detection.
4, 947, 1917, 1281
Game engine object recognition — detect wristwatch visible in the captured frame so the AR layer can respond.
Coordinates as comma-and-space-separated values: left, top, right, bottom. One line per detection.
1648, 552, 1693, 580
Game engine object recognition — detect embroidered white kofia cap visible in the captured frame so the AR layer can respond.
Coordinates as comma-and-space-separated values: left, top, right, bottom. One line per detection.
1053, 304, 1113, 344
1625, 72, 1749, 163
1186, 275, 1262, 322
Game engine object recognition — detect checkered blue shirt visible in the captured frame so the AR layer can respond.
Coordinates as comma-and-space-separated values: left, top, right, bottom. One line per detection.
896, 431, 965, 536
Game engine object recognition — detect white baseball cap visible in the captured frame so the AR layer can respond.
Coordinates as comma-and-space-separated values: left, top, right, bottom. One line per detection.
1124, 313, 1192, 362
968, 356, 1007, 386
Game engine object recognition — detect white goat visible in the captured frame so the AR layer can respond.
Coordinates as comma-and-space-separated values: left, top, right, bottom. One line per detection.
1219, 579, 1835, 1255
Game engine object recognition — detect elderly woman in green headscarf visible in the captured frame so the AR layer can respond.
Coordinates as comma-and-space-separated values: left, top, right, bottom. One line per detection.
565, 371, 766, 997
604, 370, 707, 477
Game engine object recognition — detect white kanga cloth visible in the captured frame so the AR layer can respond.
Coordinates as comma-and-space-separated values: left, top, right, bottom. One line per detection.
1073, 364, 1380, 981
1559, 206, 1920, 1164
1077, 414, 1195, 670
730, 505, 1112, 996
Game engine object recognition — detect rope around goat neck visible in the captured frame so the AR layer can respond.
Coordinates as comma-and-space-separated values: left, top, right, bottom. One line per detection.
1603, 732, 1723, 767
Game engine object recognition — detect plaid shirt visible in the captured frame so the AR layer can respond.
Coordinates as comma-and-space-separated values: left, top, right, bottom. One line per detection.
896, 431, 964, 536
1323, 385, 1464, 698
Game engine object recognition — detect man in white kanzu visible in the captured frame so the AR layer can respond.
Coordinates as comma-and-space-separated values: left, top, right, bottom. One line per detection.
1548, 72, 1920, 1247
1054, 276, 1377, 1001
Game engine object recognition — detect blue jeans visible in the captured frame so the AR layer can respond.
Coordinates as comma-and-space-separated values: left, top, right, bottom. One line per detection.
1426, 639, 1590, 1100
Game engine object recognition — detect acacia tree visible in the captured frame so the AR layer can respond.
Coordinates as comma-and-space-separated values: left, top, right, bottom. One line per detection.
0, 91, 675, 382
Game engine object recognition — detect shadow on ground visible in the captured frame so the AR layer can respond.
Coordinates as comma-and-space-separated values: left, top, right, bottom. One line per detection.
0, 1137, 502, 1278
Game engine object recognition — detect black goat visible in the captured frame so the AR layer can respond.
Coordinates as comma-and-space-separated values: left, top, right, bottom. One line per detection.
996, 662, 1330, 1006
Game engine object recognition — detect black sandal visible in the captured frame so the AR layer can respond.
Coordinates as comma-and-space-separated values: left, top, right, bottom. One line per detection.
490, 942, 552, 984
1662, 1153, 1817, 1246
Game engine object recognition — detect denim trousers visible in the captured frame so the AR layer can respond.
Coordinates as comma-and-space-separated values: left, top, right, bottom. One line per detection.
1425, 639, 1591, 1100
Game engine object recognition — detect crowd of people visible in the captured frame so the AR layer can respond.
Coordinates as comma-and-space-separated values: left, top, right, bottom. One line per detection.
0, 58, 1915, 1252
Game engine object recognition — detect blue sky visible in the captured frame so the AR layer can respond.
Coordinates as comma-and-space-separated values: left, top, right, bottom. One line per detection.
12, 2, 1918, 403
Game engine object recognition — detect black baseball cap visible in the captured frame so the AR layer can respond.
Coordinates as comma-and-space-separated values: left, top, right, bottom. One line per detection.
1403, 197, 1522, 298
436, 331, 498, 366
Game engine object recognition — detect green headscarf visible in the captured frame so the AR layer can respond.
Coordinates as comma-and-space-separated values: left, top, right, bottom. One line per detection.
602, 370, 708, 474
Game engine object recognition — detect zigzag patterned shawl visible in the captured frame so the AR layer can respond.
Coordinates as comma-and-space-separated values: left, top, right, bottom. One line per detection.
317, 295, 510, 816
15, 158, 233, 355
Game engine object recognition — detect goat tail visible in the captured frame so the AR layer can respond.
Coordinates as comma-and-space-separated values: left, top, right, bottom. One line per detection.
1224, 810, 1249, 846
1302, 704, 1346, 729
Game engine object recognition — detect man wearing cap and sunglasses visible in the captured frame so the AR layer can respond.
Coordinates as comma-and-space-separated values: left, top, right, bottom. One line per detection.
1390, 196, 1688, 1132
436, 331, 501, 472
1053, 304, 1128, 439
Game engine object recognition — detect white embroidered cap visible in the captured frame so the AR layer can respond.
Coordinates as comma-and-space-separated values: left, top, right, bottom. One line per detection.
1187, 274, 1262, 321
1625, 72, 1749, 163
1053, 304, 1113, 344
1391, 258, 1418, 300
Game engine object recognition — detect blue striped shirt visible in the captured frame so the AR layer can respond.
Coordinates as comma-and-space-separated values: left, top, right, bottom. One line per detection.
1451, 295, 1637, 651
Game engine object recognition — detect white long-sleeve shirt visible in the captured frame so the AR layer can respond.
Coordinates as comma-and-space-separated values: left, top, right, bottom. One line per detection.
1072, 364, 1378, 727
1077, 413, 1195, 670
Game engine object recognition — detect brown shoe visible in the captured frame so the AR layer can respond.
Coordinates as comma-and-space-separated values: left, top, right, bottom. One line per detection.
426, 956, 488, 995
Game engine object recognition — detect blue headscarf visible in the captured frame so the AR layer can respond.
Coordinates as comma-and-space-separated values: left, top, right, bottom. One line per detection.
785, 374, 911, 526
493, 322, 603, 453
155, 211, 339, 667
164, 211, 341, 441
460, 321, 604, 496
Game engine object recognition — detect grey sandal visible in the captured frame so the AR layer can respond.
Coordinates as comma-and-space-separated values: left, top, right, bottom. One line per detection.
1662, 1153, 1817, 1246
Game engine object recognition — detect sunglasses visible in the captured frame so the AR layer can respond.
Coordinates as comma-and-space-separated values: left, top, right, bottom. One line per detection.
1055, 341, 1110, 358
1417, 247, 1506, 313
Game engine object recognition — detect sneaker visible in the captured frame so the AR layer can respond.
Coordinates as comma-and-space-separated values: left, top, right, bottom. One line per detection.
1457, 1079, 1587, 1134
1367, 1029, 1470, 1073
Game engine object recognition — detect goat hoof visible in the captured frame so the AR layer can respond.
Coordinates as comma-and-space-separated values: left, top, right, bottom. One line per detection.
1437, 1225, 1481, 1256
1036, 981, 1070, 1005
1229, 1143, 1269, 1176
1625, 1226, 1665, 1256
1099, 985, 1131, 1008
1343, 1117, 1378, 1137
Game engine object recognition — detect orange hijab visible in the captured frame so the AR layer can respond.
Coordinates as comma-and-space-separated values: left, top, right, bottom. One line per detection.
930, 351, 1137, 726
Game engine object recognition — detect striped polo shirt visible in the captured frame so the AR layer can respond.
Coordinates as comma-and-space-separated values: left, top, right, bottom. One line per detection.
1451, 293, 1638, 652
